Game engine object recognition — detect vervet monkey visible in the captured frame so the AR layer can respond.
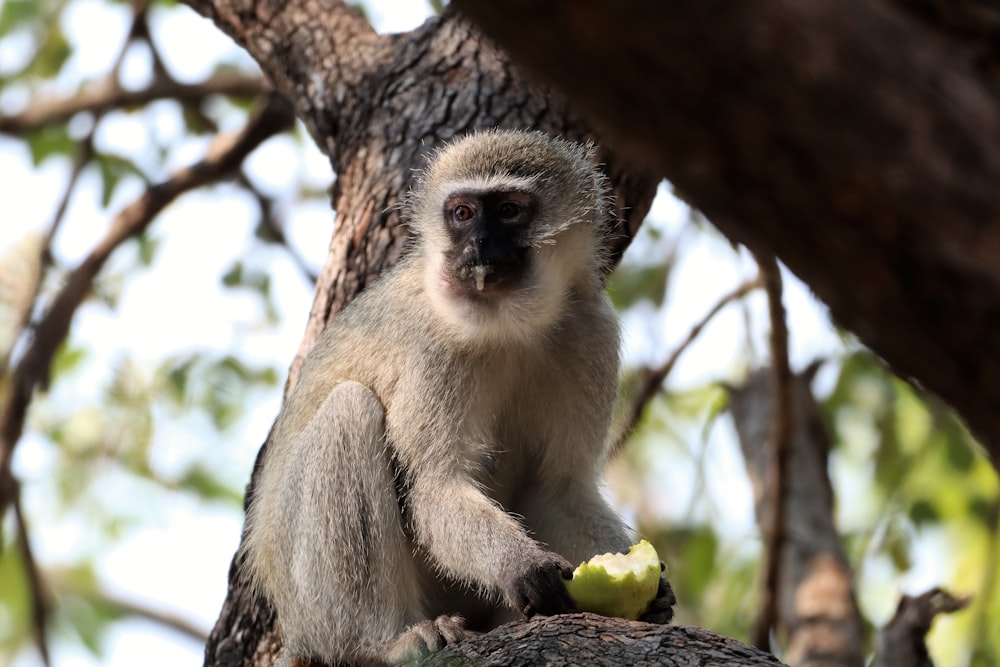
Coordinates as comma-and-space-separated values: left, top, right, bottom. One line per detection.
242, 130, 674, 666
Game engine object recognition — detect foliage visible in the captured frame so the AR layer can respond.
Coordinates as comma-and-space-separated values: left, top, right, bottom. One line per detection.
0, 0, 316, 662
2, 0, 998, 665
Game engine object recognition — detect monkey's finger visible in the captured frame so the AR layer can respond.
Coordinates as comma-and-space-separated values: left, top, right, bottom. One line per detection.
655, 574, 677, 605
639, 575, 676, 625
530, 568, 576, 615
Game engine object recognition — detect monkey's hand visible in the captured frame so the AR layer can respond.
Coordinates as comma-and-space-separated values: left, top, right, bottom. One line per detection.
504, 552, 576, 617
638, 569, 676, 625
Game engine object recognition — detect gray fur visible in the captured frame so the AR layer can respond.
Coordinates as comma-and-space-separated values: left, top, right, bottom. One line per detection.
242, 130, 634, 665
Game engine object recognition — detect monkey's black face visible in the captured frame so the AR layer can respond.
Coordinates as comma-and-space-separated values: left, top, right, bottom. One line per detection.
441, 190, 536, 297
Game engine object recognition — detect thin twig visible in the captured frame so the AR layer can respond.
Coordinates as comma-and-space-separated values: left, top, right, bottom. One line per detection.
752, 252, 793, 650
64, 586, 210, 643
12, 485, 52, 667
0, 93, 295, 516
611, 273, 764, 454
235, 173, 320, 285
0, 135, 93, 373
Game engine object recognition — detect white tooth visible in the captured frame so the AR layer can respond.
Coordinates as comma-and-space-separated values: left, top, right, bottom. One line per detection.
472, 265, 487, 292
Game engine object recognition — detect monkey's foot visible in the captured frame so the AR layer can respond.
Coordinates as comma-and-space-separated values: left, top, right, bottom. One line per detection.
381, 614, 476, 664
639, 573, 676, 625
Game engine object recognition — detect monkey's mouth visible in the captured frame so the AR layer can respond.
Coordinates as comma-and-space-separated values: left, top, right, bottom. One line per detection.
455, 261, 521, 294
458, 263, 494, 292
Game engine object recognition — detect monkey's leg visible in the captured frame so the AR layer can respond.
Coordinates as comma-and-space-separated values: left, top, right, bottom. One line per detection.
273, 382, 438, 664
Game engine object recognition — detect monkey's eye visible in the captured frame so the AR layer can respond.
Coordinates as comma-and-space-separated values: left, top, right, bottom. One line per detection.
452, 204, 475, 222
497, 202, 521, 220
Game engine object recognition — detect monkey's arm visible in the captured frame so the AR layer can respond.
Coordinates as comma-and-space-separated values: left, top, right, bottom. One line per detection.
519, 475, 633, 564
407, 474, 576, 616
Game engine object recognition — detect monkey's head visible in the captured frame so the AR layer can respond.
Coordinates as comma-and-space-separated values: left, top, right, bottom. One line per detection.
404, 130, 613, 344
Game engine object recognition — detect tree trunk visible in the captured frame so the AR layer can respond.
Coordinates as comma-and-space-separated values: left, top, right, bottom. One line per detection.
729, 366, 865, 667
454, 0, 1000, 466
177, 1, 760, 664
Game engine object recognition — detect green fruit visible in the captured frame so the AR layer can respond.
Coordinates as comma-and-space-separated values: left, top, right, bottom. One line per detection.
565, 540, 661, 620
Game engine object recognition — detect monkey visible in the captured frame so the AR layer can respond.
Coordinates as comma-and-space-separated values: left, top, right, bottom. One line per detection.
241, 129, 674, 666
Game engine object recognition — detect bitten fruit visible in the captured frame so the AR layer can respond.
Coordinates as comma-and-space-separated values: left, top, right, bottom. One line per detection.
565, 540, 661, 620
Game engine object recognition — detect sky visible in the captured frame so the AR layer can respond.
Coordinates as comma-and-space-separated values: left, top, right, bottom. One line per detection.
0, 1, 938, 665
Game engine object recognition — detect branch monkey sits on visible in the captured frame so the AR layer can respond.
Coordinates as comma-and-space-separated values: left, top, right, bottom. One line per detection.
241, 129, 674, 666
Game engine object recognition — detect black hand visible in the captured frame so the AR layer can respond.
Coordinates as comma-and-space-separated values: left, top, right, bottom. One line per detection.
510, 555, 576, 617
639, 572, 676, 625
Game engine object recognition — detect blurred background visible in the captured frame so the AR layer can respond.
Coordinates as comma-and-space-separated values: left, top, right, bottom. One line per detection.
1, 0, 997, 665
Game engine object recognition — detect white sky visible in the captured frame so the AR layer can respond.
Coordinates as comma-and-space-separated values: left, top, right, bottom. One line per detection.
1, 0, 955, 665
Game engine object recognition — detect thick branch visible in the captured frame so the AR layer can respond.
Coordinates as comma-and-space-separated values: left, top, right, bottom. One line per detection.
729, 367, 865, 666
178, 0, 385, 156
455, 0, 1000, 465
426, 615, 784, 667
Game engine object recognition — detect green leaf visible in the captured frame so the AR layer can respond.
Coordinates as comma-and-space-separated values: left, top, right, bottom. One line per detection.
178, 465, 242, 504
162, 355, 198, 405
94, 153, 145, 208
25, 124, 74, 165
607, 262, 671, 310
670, 527, 719, 601
879, 516, 913, 572
909, 498, 939, 526
221, 261, 243, 287
27, 22, 71, 78
0, 540, 30, 650
136, 231, 159, 267
51, 341, 88, 378
0, 0, 40, 34
968, 497, 998, 527
61, 592, 124, 656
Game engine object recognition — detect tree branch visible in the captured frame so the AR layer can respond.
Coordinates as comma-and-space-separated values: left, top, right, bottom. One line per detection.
0, 74, 267, 134
425, 615, 784, 666
10, 486, 52, 667
875, 588, 971, 667
69, 587, 210, 643
729, 366, 866, 666
455, 0, 1000, 467
177, 0, 384, 154
0, 134, 92, 372
0, 93, 294, 517
612, 274, 763, 454
754, 253, 793, 650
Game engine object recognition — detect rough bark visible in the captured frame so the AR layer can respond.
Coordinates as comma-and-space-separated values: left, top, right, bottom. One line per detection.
455, 0, 1000, 466
729, 367, 866, 667
181, 0, 658, 387
425, 615, 783, 666
174, 2, 731, 665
